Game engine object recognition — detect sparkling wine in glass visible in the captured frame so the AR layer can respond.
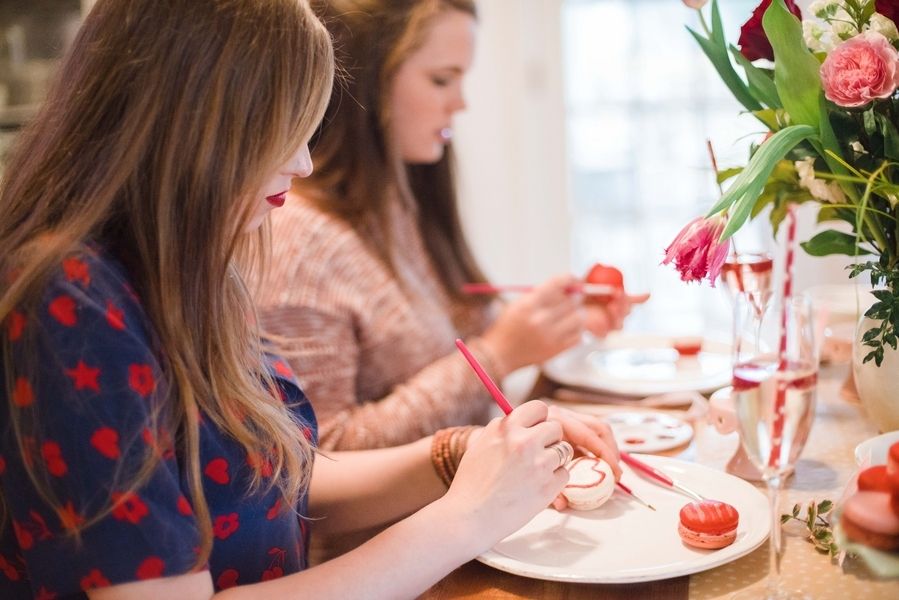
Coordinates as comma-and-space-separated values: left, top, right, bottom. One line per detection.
720, 252, 774, 313
731, 293, 817, 600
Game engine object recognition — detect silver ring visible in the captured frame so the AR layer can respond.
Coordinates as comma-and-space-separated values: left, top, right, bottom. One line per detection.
549, 441, 573, 468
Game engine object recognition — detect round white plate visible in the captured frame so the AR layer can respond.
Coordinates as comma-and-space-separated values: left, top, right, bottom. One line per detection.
854, 430, 899, 466
477, 455, 770, 584
543, 333, 732, 397
605, 411, 693, 453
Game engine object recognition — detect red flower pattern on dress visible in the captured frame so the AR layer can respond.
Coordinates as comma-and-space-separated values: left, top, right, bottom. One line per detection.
90, 427, 121, 459
65, 360, 101, 392
6, 310, 25, 341
105, 300, 126, 330
205, 458, 230, 485
261, 566, 283, 581
273, 360, 293, 379
35, 586, 57, 600
12, 377, 34, 408
48, 296, 78, 327
213, 513, 240, 540
57, 501, 85, 531
0, 455, 5, 474
41, 441, 68, 477
62, 257, 91, 287
216, 569, 239, 589
111, 492, 150, 525
177, 495, 194, 516
80, 568, 110, 590
12, 521, 33, 550
0, 554, 21, 582
246, 452, 273, 478
266, 498, 282, 521
128, 364, 155, 397
136, 556, 165, 580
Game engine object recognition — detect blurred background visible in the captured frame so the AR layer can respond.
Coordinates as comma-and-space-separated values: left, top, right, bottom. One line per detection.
0, 0, 851, 339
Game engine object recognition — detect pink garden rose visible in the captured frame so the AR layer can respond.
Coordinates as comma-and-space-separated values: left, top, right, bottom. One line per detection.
662, 215, 731, 286
820, 31, 899, 108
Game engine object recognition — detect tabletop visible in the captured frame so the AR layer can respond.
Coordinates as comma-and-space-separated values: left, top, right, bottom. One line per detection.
418, 365, 899, 599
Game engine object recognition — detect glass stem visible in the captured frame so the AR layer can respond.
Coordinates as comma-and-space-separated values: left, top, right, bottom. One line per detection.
767, 474, 784, 595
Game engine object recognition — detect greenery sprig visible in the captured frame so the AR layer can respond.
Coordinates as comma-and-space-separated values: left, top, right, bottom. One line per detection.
781, 499, 839, 557
848, 259, 899, 366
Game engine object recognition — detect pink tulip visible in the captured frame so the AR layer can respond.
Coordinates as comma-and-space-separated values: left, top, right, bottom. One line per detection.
662, 215, 731, 286
682, 0, 708, 8
820, 31, 899, 108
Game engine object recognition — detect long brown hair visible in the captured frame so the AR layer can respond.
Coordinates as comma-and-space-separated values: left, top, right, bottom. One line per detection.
0, 0, 333, 564
303, 0, 489, 300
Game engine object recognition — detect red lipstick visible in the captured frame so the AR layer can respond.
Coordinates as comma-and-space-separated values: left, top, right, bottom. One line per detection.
266, 191, 287, 207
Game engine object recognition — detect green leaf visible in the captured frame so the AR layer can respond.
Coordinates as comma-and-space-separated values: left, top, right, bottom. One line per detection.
763, 0, 824, 128
792, 504, 800, 517
731, 46, 782, 108
781, 514, 792, 524
688, 27, 762, 112
706, 125, 817, 238
817, 500, 833, 514
800, 229, 872, 257
717, 167, 743, 184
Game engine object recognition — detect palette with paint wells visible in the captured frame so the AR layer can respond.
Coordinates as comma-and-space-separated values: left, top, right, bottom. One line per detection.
605, 411, 693, 453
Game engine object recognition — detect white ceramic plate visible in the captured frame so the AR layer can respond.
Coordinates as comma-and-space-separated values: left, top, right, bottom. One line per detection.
854, 430, 899, 466
477, 455, 770, 584
606, 411, 694, 453
543, 333, 732, 397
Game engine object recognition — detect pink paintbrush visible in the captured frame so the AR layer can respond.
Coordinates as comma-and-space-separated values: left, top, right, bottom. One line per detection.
620, 451, 706, 502
455, 338, 654, 510
461, 282, 617, 296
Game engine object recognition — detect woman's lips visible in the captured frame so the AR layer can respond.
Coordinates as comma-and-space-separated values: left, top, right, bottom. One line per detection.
266, 191, 287, 207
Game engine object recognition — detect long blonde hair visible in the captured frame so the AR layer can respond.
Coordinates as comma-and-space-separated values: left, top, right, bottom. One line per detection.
0, 0, 334, 564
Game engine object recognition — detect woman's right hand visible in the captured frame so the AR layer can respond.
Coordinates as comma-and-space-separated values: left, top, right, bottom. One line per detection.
480, 275, 585, 376
438, 401, 569, 551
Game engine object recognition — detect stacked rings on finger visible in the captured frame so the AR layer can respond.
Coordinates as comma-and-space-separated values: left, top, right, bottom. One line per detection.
549, 440, 574, 468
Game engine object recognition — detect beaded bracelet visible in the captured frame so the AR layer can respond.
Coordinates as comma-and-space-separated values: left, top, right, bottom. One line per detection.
430, 426, 478, 488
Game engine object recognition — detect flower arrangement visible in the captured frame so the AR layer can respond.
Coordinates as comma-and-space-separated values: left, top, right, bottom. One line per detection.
667, 0, 899, 365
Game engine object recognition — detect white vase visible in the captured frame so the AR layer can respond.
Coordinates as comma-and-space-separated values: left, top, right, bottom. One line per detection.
852, 316, 899, 433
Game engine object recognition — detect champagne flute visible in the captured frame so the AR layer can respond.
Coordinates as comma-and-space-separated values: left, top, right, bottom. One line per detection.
731, 293, 817, 600
720, 252, 775, 315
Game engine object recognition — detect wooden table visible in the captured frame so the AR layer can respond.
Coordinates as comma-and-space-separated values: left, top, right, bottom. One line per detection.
419, 365, 899, 599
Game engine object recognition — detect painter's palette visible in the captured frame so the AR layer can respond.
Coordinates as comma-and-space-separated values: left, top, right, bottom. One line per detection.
605, 411, 693, 453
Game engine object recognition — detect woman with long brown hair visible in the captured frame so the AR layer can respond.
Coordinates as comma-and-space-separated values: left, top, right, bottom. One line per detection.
257, 0, 645, 451
0, 1, 616, 598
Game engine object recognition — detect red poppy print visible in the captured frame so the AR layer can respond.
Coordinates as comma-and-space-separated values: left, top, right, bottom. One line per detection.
12, 377, 34, 408
0, 554, 21, 582
261, 566, 284, 581
204, 458, 230, 485
41, 441, 68, 477
35, 586, 57, 600
136, 556, 165, 580
273, 360, 293, 379
213, 513, 239, 540
216, 568, 239, 589
62, 257, 91, 287
141, 427, 174, 459
80, 568, 110, 590
177, 495, 194, 516
90, 427, 121, 459
111, 491, 149, 525
246, 452, 273, 478
0, 455, 5, 474
266, 498, 282, 521
57, 501, 85, 531
128, 364, 155, 397
105, 300, 126, 330
48, 295, 78, 327
65, 360, 101, 392
6, 310, 25, 341
12, 521, 33, 550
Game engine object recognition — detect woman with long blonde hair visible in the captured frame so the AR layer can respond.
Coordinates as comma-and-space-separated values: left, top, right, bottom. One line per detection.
0, 1, 612, 598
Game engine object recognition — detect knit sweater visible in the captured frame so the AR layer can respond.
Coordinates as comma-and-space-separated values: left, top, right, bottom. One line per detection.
255, 193, 501, 451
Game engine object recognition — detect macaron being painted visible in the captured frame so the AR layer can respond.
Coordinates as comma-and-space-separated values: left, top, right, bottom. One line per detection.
678, 500, 739, 550
562, 456, 616, 511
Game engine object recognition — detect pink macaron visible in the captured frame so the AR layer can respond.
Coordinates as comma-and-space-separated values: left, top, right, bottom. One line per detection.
841, 491, 899, 552
678, 500, 739, 550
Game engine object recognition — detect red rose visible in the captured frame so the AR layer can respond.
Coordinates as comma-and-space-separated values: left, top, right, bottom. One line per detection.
738, 0, 802, 62
876, 0, 899, 23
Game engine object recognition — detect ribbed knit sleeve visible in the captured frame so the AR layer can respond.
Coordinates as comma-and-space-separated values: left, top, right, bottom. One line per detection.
256, 196, 500, 450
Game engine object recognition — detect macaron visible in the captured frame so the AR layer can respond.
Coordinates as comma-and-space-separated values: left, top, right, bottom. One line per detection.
562, 456, 616, 511
840, 491, 899, 552
858, 465, 893, 493
678, 500, 740, 550
888, 441, 899, 475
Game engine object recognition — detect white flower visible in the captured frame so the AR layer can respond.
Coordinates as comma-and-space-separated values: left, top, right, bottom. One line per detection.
809, 0, 843, 20
869, 14, 899, 41
849, 141, 868, 155
795, 158, 846, 204
804, 21, 826, 52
